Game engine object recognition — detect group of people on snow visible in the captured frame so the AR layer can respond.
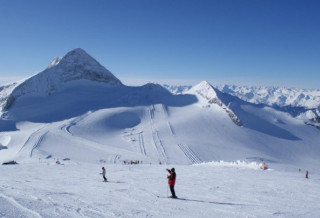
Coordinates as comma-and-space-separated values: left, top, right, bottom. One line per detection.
123, 160, 142, 165
100, 166, 178, 198
99, 161, 311, 200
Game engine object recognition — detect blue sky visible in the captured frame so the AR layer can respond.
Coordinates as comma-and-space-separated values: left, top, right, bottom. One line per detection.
0, 0, 319, 88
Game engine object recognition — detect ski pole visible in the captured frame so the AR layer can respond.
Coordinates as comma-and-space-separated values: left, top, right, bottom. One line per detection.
167, 183, 168, 197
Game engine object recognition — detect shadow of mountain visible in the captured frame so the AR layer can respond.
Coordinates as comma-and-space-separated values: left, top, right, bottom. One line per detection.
0, 119, 18, 131
214, 88, 301, 141
3, 83, 198, 124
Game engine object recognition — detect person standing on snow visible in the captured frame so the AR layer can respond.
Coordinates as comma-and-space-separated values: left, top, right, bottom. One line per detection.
101, 166, 107, 182
166, 168, 177, 198
306, 170, 309, 179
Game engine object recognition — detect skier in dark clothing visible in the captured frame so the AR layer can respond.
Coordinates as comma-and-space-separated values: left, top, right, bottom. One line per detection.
101, 166, 107, 182
166, 168, 177, 198
306, 170, 309, 179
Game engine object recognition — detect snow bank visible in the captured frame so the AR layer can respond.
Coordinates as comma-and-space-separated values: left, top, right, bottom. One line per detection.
194, 160, 263, 170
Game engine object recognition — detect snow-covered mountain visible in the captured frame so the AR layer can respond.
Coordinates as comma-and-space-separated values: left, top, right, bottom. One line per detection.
217, 84, 320, 109
0, 48, 320, 172
164, 84, 320, 110
1, 48, 320, 217
216, 85, 320, 128
163, 84, 320, 128
0, 48, 122, 113
187, 81, 242, 126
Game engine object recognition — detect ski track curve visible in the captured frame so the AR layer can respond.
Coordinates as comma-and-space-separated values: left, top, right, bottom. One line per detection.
177, 143, 201, 164
19, 125, 49, 153
63, 112, 92, 135
0, 193, 42, 218
30, 131, 48, 157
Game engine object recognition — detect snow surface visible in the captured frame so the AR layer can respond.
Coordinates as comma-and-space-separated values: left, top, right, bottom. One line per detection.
1, 48, 320, 217
0, 161, 319, 217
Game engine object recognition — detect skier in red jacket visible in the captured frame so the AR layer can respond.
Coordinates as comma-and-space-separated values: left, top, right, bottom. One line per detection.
167, 168, 177, 198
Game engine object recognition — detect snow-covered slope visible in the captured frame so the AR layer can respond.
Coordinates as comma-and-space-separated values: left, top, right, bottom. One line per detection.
1, 48, 320, 217
1, 161, 319, 218
0, 48, 320, 174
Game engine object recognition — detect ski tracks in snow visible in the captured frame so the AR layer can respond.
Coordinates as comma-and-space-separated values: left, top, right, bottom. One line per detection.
152, 131, 167, 164
162, 104, 175, 135
19, 125, 50, 158
30, 131, 48, 157
161, 104, 202, 164
113, 154, 121, 164
149, 105, 167, 164
138, 132, 146, 156
167, 121, 175, 135
177, 144, 201, 164
62, 112, 92, 135
0, 193, 42, 218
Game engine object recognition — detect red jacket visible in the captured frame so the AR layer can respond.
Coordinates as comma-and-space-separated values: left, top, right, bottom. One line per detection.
167, 169, 176, 186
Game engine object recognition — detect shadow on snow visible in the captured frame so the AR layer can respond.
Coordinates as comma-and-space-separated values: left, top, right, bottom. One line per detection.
2, 83, 198, 125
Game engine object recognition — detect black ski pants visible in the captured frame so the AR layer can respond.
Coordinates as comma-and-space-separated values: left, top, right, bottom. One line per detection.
169, 185, 176, 197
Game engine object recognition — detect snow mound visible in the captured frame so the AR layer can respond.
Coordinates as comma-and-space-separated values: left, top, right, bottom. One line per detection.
0, 135, 11, 146
194, 160, 262, 170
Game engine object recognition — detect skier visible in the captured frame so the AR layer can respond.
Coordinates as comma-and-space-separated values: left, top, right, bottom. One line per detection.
306, 170, 309, 179
262, 162, 267, 170
101, 166, 107, 182
166, 168, 177, 198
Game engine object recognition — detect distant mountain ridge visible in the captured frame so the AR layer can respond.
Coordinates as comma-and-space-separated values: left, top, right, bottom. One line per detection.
217, 85, 320, 127
163, 84, 320, 127
162, 84, 320, 109
216, 84, 320, 109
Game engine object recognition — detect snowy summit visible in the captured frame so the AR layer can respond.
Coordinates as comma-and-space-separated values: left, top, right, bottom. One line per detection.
2, 48, 122, 111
